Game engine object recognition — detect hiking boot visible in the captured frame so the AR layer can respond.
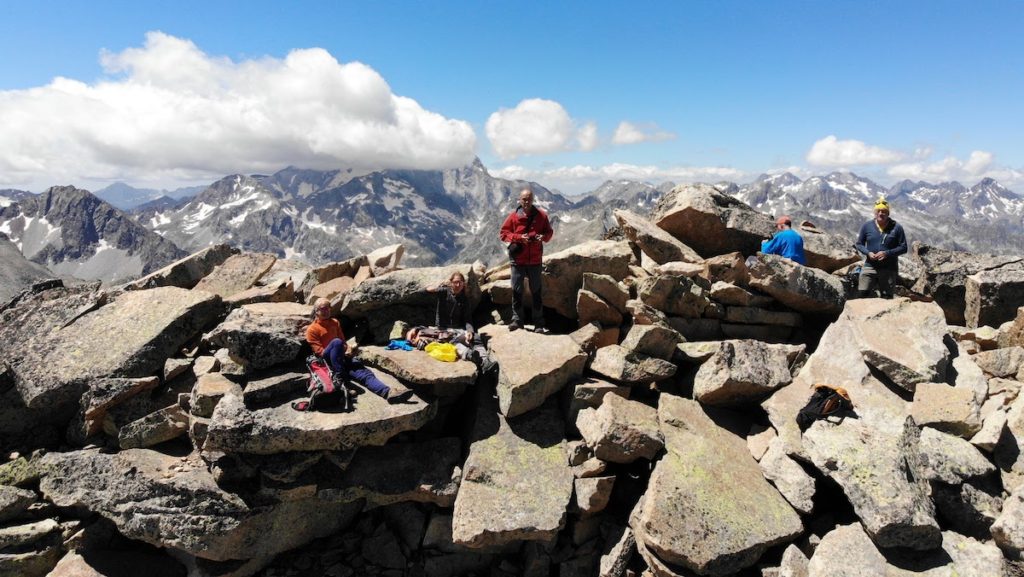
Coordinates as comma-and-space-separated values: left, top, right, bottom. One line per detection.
532, 327, 551, 335
508, 321, 521, 332
386, 386, 415, 404
480, 356, 498, 375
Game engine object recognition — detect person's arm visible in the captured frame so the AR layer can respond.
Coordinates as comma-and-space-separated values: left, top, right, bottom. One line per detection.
888, 224, 908, 258
538, 210, 554, 242
306, 324, 325, 356
435, 290, 444, 328
499, 211, 519, 243
854, 223, 870, 256
761, 235, 780, 254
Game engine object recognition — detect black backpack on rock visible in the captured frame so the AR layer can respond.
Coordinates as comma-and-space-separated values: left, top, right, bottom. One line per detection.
796, 384, 854, 430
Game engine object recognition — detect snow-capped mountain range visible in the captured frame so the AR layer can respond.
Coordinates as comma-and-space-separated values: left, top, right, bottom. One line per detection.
733, 172, 1024, 253
131, 159, 578, 267
0, 186, 185, 283
1, 163, 1022, 287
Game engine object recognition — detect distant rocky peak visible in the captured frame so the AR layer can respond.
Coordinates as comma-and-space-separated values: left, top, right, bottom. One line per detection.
758, 172, 803, 187
973, 177, 1018, 198
194, 174, 276, 205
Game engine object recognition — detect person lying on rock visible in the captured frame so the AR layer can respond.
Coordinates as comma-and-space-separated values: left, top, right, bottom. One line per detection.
406, 271, 496, 373
306, 298, 413, 404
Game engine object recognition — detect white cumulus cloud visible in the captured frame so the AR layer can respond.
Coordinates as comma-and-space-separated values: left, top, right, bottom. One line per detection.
0, 31, 477, 191
577, 122, 599, 152
486, 98, 602, 159
887, 150, 1002, 182
492, 163, 746, 196
611, 121, 676, 145
806, 135, 904, 167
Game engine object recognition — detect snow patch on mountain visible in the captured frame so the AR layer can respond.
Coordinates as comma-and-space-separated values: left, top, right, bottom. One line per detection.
48, 239, 145, 282
184, 203, 217, 232
150, 213, 171, 228
20, 216, 63, 258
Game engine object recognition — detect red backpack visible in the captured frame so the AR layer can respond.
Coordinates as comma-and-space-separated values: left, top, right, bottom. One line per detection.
291, 355, 350, 412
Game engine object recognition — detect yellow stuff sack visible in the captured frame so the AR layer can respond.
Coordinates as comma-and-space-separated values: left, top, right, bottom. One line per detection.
425, 341, 457, 362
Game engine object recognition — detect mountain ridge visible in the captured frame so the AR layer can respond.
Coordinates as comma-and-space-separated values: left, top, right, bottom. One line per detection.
2, 164, 1022, 288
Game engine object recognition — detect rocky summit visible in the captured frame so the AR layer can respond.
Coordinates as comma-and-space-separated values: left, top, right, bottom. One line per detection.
2, 183, 1024, 577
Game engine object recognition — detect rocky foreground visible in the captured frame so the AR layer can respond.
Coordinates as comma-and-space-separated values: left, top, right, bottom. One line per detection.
2, 183, 1024, 577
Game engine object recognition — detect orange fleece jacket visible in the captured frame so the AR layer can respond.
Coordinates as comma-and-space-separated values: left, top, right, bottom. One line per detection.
305, 317, 344, 356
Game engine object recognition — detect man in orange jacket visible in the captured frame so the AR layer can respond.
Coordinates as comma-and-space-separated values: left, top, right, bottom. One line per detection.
499, 188, 554, 333
306, 298, 412, 403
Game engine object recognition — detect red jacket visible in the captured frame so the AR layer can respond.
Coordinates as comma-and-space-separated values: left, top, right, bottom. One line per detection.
500, 206, 554, 266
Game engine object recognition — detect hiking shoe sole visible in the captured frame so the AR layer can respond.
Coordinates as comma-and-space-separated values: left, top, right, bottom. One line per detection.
387, 389, 415, 404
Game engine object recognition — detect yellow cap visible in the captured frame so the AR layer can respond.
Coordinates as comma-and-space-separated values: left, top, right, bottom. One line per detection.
874, 197, 890, 211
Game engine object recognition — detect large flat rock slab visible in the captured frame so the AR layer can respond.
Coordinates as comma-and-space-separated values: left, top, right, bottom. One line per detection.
911, 243, 1024, 326
747, 254, 846, 314
485, 324, 587, 417
8, 286, 222, 412
192, 252, 277, 298
803, 417, 940, 550
965, 268, 1024, 329
202, 302, 310, 370
693, 340, 800, 406
452, 400, 573, 549
589, 344, 678, 385
38, 448, 361, 562
338, 264, 483, 342
360, 346, 478, 397
614, 209, 702, 265
339, 265, 482, 319
540, 240, 634, 319
651, 183, 775, 258
576, 394, 664, 463
762, 302, 912, 458
121, 244, 238, 290
798, 226, 860, 272
630, 396, 802, 576
205, 381, 435, 454
808, 524, 1006, 577
844, 298, 951, 393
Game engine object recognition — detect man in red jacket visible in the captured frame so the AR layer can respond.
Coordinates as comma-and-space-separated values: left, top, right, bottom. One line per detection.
499, 188, 554, 333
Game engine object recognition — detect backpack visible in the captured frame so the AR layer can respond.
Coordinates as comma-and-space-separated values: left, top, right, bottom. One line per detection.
291, 355, 350, 412
796, 384, 854, 430
841, 265, 862, 299
411, 327, 452, 349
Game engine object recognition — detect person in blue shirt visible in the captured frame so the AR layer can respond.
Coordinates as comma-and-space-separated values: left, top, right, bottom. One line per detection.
760, 215, 806, 265
854, 198, 908, 298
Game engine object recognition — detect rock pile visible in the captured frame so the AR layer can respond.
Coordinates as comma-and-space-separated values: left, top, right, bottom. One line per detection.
1, 183, 1023, 577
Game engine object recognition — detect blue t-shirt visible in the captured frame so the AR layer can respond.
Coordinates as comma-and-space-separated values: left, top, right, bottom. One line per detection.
761, 228, 806, 265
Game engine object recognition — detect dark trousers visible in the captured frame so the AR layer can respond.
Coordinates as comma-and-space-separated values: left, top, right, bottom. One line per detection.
323, 338, 390, 397
857, 266, 897, 298
511, 264, 544, 327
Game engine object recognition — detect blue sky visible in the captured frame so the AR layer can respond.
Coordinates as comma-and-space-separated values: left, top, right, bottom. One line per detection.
1, 0, 1022, 195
